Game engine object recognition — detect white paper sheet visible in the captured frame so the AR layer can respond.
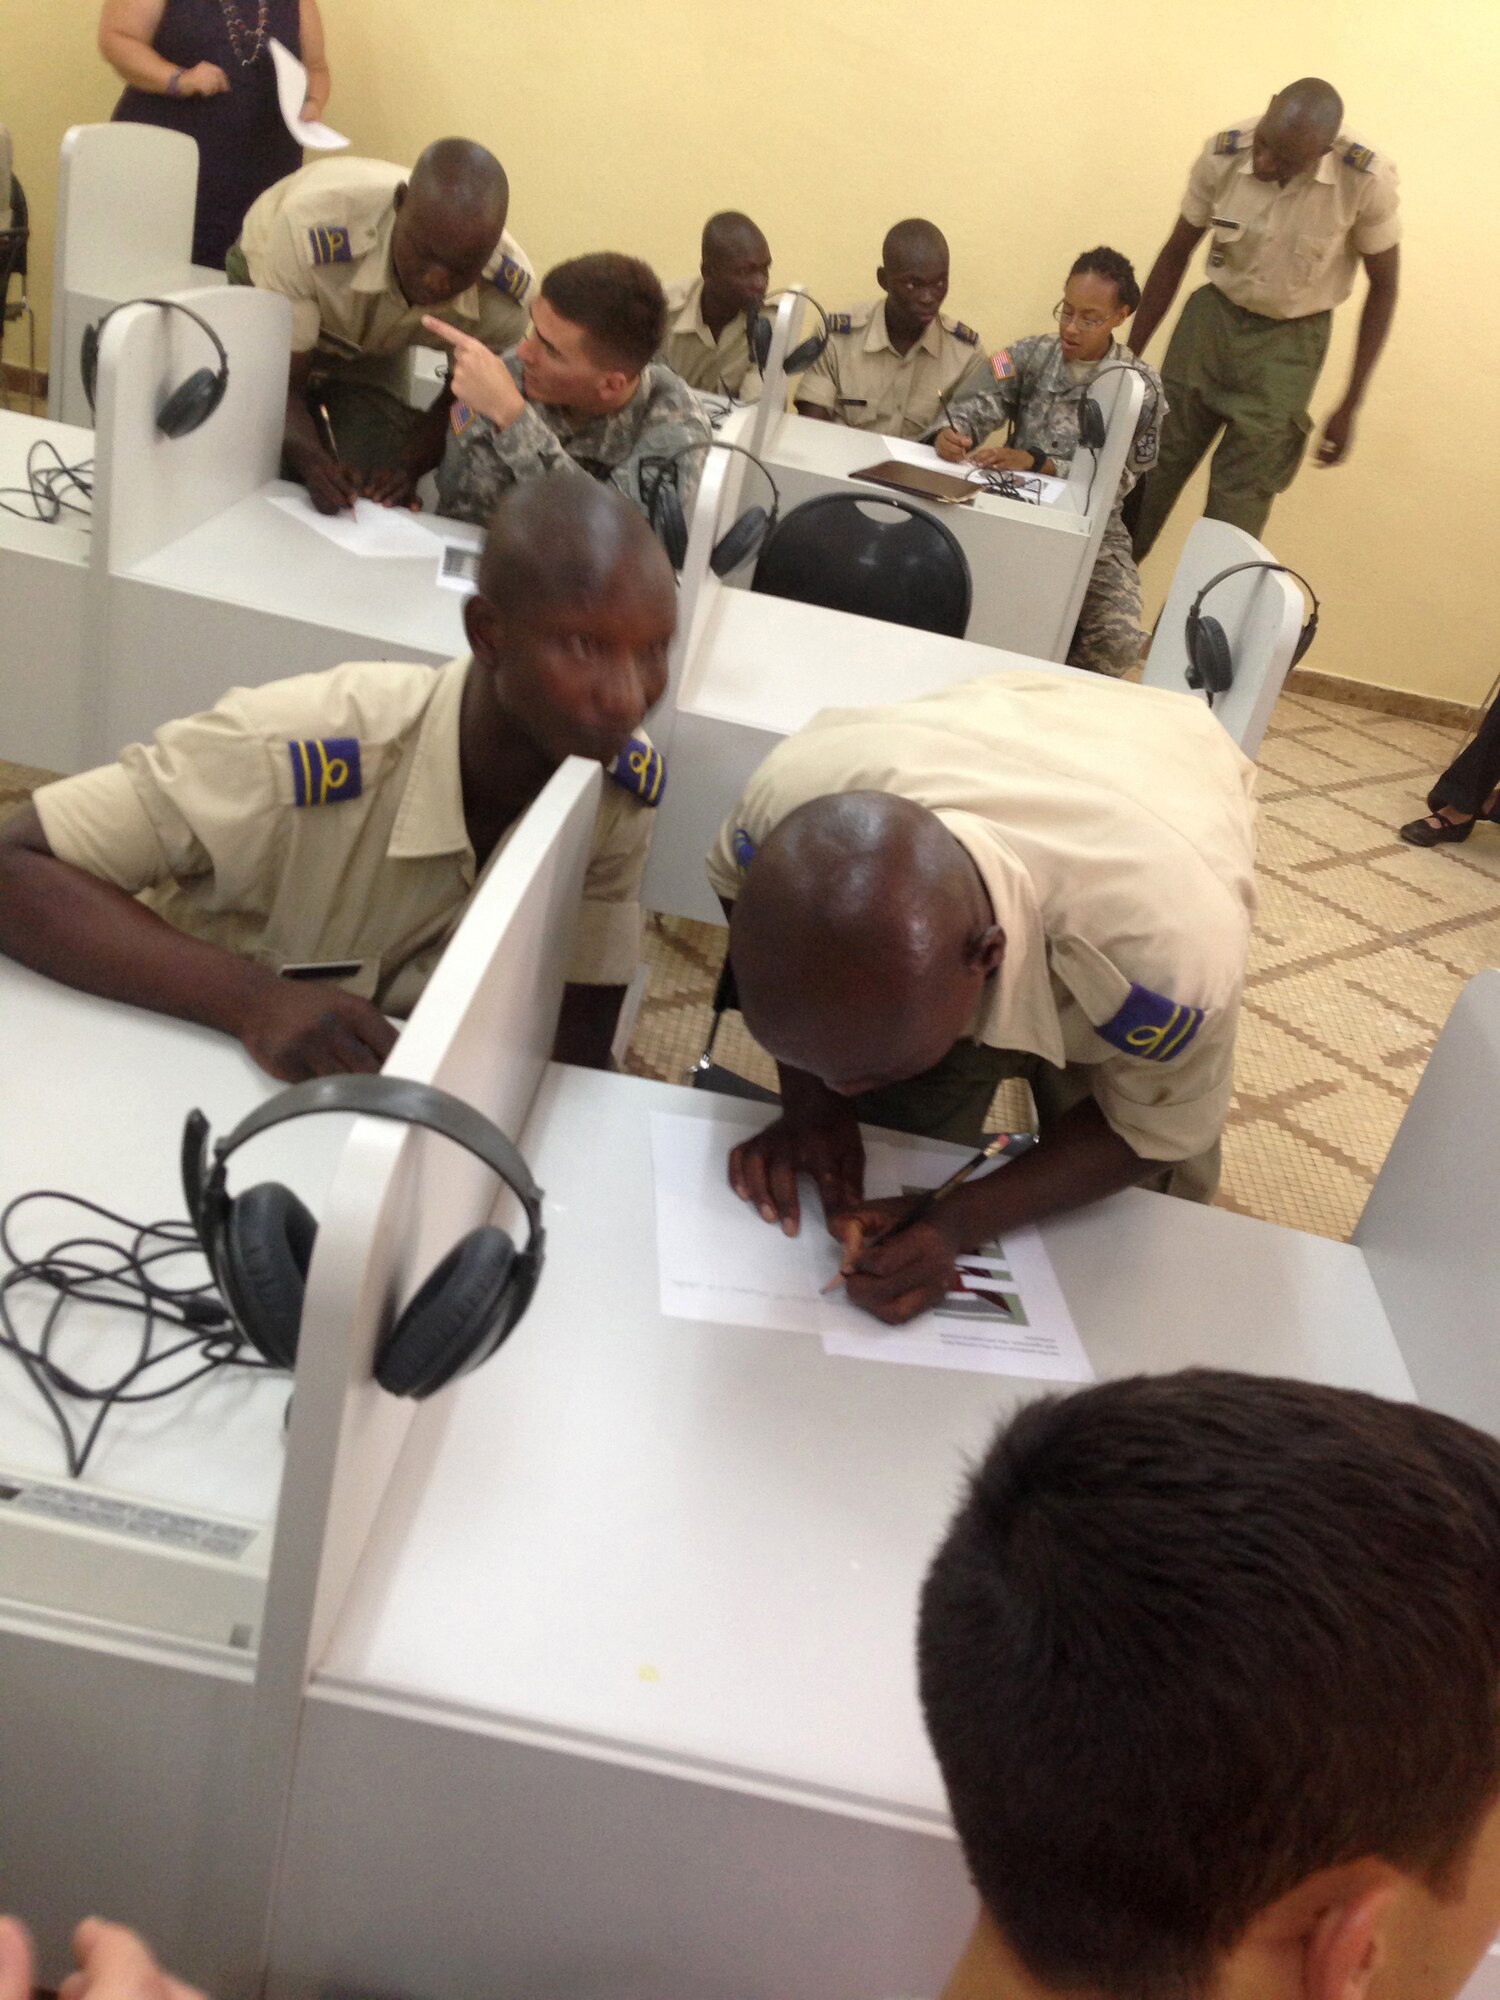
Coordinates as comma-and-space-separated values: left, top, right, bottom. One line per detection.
268, 38, 349, 150
267, 492, 443, 558
649, 1111, 1092, 1381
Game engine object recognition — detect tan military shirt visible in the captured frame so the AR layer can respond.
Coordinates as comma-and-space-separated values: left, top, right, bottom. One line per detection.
1181, 120, 1401, 320
659, 277, 763, 400
794, 302, 985, 438
706, 672, 1257, 1163
33, 659, 655, 1013
237, 157, 534, 360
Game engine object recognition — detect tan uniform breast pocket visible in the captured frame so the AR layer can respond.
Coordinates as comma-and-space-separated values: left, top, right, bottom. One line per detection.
1288, 229, 1345, 288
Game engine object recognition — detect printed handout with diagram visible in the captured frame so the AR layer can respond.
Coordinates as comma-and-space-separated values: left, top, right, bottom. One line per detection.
649, 1110, 1092, 1382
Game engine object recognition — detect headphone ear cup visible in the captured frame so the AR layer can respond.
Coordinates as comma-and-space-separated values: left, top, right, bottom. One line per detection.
377, 1226, 520, 1400
222, 1182, 318, 1369
1291, 605, 1319, 667
747, 312, 771, 372
156, 364, 226, 439
653, 480, 688, 571
711, 504, 769, 577
1189, 613, 1234, 697
1078, 395, 1106, 450
782, 332, 826, 375
80, 323, 101, 413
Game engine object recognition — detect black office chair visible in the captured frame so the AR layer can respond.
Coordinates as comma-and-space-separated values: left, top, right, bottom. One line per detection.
0, 169, 36, 414
750, 492, 972, 638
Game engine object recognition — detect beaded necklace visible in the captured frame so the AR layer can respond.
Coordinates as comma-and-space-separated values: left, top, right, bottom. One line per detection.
218, 0, 271, 67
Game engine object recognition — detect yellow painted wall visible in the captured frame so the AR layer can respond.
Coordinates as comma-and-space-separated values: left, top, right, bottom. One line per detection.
6, 0, 1499, 702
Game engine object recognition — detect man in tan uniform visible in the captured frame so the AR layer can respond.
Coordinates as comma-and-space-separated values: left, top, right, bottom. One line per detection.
707, 672, 1257, 1324
229, 139, 534, 514
794, 218, 983, 439
659, 210, 770, 401
0, 482, 673, 1081
1129, 78, 1400, 558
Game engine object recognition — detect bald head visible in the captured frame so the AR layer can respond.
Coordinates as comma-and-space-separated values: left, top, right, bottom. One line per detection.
730, 793, 1003, 1095
409, 138, 509, 226
882, 217, 948, 270
704, 211, 769, 267
700, 210, 772, 319
477, 477, 671, 621
1253, 80, 1343, 184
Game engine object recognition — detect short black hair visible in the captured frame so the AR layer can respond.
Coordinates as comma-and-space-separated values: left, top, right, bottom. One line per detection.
540, 253, 667, 375
1067, 244, 1140, 313
919, 1370, 1500, 2000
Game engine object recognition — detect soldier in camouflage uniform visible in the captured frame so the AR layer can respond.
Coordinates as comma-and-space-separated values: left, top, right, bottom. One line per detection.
432, 252, 711, 534
935, 247, 1164, 678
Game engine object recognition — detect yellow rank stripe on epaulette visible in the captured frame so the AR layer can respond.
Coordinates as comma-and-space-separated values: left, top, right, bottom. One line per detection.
494, 257, 530, 302
827, 312, 854, 334
606, 736, 666, 806
951, 321, 979, 346
288, 736, 361, 806
1098, 983, 1204, 1062
1343, 141, 1375, 173
307, 224, 353, 267
1213, 128, 1246, 155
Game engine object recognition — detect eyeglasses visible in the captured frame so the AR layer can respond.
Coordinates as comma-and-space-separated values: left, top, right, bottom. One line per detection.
1053, 301, 1111, 332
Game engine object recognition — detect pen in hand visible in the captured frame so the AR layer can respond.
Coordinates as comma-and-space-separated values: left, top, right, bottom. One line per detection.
821, 1132, 1011, 1296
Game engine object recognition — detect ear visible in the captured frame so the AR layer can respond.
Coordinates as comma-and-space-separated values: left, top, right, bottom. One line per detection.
463, 589, 500, 662
1301, 1877, 1401, 2000
392, 180, 409, 211
599, 367, 634, 401
876, 264, 889, 294
964, 925, 1005, 980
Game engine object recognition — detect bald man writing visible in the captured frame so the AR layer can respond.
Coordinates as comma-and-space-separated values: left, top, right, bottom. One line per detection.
1129, 79, 1400, 558
228, 139, 533, 512
0, 480, 674, 1079
707, 673, 1257, 1324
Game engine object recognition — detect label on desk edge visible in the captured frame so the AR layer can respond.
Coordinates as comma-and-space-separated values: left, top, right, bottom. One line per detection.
0, 1477, 258, 1560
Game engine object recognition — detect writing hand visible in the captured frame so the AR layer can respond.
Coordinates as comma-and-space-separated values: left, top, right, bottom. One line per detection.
299, 450, 360, 515
361, 464, 419, 507
971, 444, 1032, 472
728, 1107, 865, 1238
420, 317, 525, 429
827, 1197, 962, 1325
933, 427, 973, 463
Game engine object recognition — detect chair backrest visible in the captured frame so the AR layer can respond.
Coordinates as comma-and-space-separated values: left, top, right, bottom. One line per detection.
1354, 970, 1500, 1437
1140, 516, 1305, 756
0, 177, 26, 301
55, 123, 200, 297
751, 491, 973, 637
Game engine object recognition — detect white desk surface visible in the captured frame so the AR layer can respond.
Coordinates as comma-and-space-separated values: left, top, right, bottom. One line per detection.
126, 480, 480, 658
319, 1067, 1413, 1825
680, 584, 1086, 735
765, 411, 1088, 538
0, 410, 94, 566
0, 961, 346, 1522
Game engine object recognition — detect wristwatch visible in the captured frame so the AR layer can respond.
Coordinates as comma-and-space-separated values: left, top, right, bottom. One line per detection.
166, 67, 185, 95
1026, 445, 1049, 473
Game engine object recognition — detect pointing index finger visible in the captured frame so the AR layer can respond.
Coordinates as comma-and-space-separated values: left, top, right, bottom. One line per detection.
420, 315, 469, 348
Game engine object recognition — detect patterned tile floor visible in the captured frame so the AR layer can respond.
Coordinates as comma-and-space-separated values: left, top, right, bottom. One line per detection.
4, 688, 1496, 1241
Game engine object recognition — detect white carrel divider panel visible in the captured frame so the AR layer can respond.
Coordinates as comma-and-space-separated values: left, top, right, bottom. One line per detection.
205, 758, 603, 1997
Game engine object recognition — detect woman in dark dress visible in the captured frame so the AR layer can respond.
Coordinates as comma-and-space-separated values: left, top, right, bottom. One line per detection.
100, 0, 331, 270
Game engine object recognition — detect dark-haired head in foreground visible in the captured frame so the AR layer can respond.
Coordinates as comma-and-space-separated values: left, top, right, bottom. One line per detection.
919, 1369, 1500, 2000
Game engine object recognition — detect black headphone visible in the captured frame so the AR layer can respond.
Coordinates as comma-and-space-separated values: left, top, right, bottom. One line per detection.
181, 1073, 545, 1400
81, 297, 230, 437
1076, 359, 1161, 452
747, 289, 832, 377
647, 440, 782, 575
1185, 561, 1321, 704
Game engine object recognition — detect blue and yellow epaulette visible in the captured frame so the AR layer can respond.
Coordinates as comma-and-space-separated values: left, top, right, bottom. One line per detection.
494, 256, 530, 303
306, 224, 353, 268
988, 348, 1015, 381
950, 320, 980, 346
731, 826, 756, 870
827, 312, 855, 335
288, 736, 361, 806
1213, 127, 1248, 156
1342, 140, 1376, 174
1097, 983, 1204, 1063
607, 735, 666, 806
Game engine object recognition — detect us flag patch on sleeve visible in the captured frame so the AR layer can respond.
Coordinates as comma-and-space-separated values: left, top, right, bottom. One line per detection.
989, 349, 1015, 380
